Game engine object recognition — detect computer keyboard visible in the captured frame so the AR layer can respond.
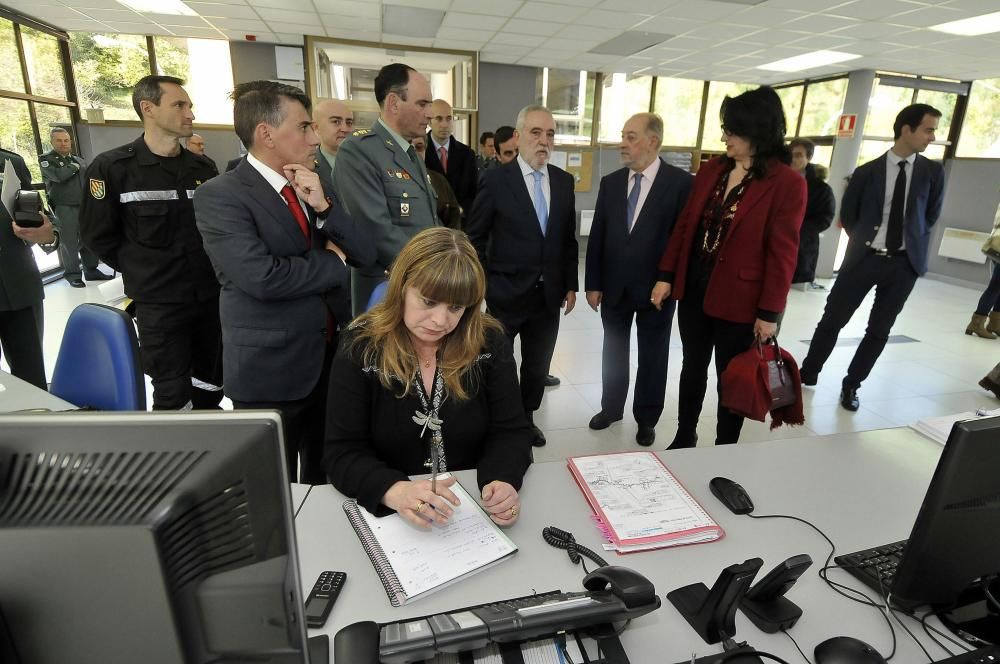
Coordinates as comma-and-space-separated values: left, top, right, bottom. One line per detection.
834, 539, 907, 593
932, 645, 1000, 663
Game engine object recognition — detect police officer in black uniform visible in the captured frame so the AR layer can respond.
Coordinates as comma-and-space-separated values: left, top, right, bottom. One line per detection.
81, 75, 222, 410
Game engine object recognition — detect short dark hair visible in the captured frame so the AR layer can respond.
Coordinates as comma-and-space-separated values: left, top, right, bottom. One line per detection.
893, 103, 942, 139
230, 81, 311, 149
50, 127, 71, 137
374, 63, 416, 108
479, 131, 494, 146
494, 125, 515, 147
132, 75, 185, 119
789, 137, 815, 159
720, 86, 790, 177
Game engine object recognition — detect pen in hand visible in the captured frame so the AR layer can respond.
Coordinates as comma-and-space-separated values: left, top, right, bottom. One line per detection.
430, 443, 439, 496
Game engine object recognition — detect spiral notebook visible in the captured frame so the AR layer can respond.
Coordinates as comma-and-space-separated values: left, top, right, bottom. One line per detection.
568, 451, 723, 554
342, 477, 518, 607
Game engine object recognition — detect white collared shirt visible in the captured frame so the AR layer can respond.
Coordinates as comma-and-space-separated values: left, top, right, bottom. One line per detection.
873, 150, 916, 250
626, 157, 661, 231
430, 134, 449, 155
246, 151, 320, 228
518, 154, 551, 212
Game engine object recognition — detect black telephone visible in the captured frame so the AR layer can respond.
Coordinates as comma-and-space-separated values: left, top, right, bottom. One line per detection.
334, 566, 659, 664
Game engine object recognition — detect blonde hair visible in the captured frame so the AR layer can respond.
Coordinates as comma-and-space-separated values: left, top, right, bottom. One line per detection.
351, 227, 502, 400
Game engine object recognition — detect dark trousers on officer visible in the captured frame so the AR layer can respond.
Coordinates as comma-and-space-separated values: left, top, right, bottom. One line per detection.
52, 204, 99, 281
802, 252, 918, 389
0, 305, 46, 390
600, 300, 674, 427
675, 294, 755, 447
232, 340, 335, 484
133, 297, 223, 410
490, 284, 560, 416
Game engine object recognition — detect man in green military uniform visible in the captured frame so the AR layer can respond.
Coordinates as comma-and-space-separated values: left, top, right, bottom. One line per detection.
40, 128, 111, 287
334, 63, 438, 315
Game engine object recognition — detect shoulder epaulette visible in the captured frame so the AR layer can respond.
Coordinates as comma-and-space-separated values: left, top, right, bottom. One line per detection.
352, 128, 371, 137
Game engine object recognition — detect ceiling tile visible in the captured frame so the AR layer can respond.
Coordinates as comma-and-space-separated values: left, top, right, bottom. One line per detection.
576, 9, 651, 29
163, 25, 228, 38
250, 0, 320, 9
488, 33, 544, 47
631, 15, 707, 34
785, 33, 859, 50
187, 3, 259, 18
514, 2, 587, 22
104, 21, 176, 35
264, 21, 318, 34
380, 34, 436, 47
441, 12, 508, 30
312, 0, 380, 19
207, 17, 270, 30
664, 0, 753, 22
829, 21, 914, 39
435, 27, 497, 42
273, 32, 305, 44
324, 28, 382, 41
222, 29, 278, 41
826, 0, 933, 21
783, 13, 861, 32
448, 0, 525, 17
596, 0, 682, 12
386, 0, 452, 10
559, 24, 623, 40
942, 0, 1000, 12
727, 6, 808, 27
255, 8, 318, 22
73, 8, 143, 21
502, 19, 563, 36
480, 42, 528, 55
147, 13, 214, 27
892, 5, 970, 27
758, 0, 854, 10
479, 52, 523, 64
432, 39, 486, 50
320, 15, 380, 31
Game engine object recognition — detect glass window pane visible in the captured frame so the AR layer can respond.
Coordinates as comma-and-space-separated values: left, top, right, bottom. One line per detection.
652, 77, 704, 147
0, 97, 39, 183
70, 33, 151, 122
799, 78, 847, 136
957, 78, 1000, 158
537, 68, 595, 146
775, 85, 803, 136
700, 81, 754, 150
154, 37, 234, 125
857, 139, 893, 166
811, 144, 834, 169
21, 27, 67, 99
0, 18, 25, 92
598, 73, 652, 143
915, 89, 957, 140
35, 103, 73, 149
863, 82, 913, 137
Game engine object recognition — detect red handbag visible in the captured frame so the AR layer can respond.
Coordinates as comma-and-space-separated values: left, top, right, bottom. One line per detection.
720, 337, 805, 429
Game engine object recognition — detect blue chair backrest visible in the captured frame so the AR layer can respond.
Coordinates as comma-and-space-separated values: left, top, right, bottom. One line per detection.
366, 280, 389, 311
49, 303, 146, 411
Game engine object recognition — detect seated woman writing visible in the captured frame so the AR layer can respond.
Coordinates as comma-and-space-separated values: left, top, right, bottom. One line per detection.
323, 227, 533, 528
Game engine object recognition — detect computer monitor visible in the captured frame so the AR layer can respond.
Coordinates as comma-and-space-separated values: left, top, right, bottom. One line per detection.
0, 411, 323, 664
890, 416, 1000, 642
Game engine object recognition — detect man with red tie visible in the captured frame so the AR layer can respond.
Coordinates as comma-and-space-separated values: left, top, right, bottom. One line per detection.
194, 80, 373, 482
424, 99, 478, 223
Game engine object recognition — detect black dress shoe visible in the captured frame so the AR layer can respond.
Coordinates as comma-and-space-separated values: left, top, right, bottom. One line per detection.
840, 385, 860, 411
85, 270, 113, 281
667, 430, 698, 450
68, 278, 86, 288
531, 424, 546, 447
800, 370, 818, 386
588, 411, 622, 430
636, 426, 655, 446
544, 374, 560, 387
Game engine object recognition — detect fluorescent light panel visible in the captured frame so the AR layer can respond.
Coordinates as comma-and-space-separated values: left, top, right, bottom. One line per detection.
118, 0, 197, 16
757, 50, 861, 72
929, 11, 1000, 36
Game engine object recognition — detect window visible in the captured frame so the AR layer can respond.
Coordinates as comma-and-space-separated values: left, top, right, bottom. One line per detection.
34, 103, 73, 143
863, 82, 913, 138
775, 85, 803, 136
915, 89, 957, 140
21, 26, 67, 100
957, 78, 1000, 158
798, 78, 847, 137
652, 77, 704, 147
0, 18, 24, 93
0, 97, 39, 182
700, 81, 754, 151
153, 37, 234, 125
69, 33, 150, 122
597, 73, 652, 143
537, 68, 596, 146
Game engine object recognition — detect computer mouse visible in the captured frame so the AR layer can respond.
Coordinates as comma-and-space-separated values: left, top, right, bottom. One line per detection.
709, 476, 754, 514
814, 636, 888, 664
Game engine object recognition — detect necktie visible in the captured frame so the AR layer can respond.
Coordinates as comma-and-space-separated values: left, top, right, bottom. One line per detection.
407, 145, 419, 165
887, 161, 906, 251
280, 184, 311, 241
627, 172, 642, 232
438, 146, 448, 174
532, 170, 548, 235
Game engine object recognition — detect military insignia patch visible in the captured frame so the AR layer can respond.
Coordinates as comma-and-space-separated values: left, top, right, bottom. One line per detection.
40, 160, 49, 168
352, 128, 370, 136
89, 178, 106, 200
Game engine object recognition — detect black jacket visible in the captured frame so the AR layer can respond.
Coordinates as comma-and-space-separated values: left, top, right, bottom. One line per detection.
792, 164, 835, 283
424, 134, 478, 218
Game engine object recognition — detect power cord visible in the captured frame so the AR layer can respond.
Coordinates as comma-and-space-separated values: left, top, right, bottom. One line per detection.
780, 627, 812, 664
542, 526, 609, 574
983, 575, 1000, 612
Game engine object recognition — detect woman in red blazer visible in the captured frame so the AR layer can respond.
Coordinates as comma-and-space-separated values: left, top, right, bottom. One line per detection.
651, 87, 806, 448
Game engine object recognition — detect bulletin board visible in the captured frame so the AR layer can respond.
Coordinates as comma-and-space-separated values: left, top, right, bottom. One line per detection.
551, 150, 594, 193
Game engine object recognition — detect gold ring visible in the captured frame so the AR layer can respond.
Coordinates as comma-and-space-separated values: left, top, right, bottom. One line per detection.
415, 501, 426, 512
509, 506, 519, 517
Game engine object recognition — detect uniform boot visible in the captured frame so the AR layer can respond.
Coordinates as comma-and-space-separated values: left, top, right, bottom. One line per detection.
965, 313, 995, 338
988, 312, 1000, 336
979, 375, 1000, 400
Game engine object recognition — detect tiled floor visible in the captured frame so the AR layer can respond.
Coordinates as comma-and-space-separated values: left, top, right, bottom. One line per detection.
17, 250, 1000, 463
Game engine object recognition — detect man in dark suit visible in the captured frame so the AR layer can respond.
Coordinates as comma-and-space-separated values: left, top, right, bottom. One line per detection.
585, 113, 692, 447
313, 98, 353, 196
801, 104, 946, 411
194, 80, 373, 483
424, 99, 478, 221
466, 104, 578, 447
789, 138, 835, 288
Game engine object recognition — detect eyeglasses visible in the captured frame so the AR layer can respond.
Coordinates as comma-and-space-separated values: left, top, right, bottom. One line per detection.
721, 125, 734, 137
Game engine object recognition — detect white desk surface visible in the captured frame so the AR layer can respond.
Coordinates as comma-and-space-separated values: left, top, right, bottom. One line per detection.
290, 483, 314, 515
0, 370, 74, 413
296, 428, 950, 663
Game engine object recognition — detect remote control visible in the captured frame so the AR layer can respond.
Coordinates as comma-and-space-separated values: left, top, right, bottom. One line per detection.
305, 570, 346, 628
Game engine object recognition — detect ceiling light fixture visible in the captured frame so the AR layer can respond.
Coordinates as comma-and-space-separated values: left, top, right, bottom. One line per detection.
757, 50, 861, 72
118, 0, 197, 16
929, 10, 1000, 36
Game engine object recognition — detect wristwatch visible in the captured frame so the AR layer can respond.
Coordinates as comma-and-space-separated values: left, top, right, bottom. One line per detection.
40, 228, 60, 250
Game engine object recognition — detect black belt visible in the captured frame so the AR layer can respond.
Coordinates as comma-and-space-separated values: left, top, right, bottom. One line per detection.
871, 248, 906, 257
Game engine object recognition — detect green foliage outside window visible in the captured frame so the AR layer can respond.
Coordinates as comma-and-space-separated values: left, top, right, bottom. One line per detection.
21, 27, 66, 100
653, 78, 704, 147
957, 78, 1000, 158
0, 19, 25, 93
69, 33, 150, 121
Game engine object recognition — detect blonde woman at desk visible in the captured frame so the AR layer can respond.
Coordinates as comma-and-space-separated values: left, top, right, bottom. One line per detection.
323, 228, 533, 529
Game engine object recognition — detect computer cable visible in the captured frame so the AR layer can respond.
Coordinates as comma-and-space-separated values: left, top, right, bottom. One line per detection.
882, 586, 933, 663
779, 627, 812, 664
918, 606, 974, 657
819, 562, 898, 660
712, 649, 794, 663
983, 575, 1000, 613
542, 526, 609, 574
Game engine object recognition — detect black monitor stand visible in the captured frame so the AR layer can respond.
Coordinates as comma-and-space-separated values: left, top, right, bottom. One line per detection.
937, 582, 1000, 646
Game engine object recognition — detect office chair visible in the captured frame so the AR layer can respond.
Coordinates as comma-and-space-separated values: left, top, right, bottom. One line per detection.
49, 303, 146, 411
366, 281, 389, 311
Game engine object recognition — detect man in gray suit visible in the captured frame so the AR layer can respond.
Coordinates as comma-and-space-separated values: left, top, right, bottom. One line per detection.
334, 63, 438, 315
313, 98, 353, 196
194, 81, 360, 483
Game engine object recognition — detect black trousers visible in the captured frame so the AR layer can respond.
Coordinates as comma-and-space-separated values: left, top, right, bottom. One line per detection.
0, 305, 46, 390
600, 299, 674, 427
134, 298, 223, 410
675, 295, 755, 446
490, 284, 560, 414
802, 253, 918, 389
233, 340, 334, 484
976, 263, 1000, 315
52, 204, 99, 281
